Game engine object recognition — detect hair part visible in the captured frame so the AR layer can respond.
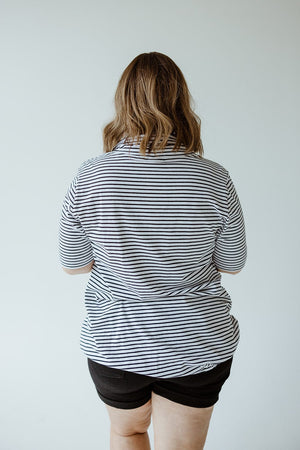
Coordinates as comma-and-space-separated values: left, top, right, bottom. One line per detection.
102, 52, 204, 157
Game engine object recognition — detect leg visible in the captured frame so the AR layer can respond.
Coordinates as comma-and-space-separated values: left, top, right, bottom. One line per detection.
151, 391, 214, 450
105, 398, 152, 450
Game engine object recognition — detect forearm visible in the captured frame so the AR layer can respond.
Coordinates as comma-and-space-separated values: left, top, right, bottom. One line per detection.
63, 259, 94, 275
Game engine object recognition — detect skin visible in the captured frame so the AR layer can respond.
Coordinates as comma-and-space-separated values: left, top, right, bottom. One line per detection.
217, 268, 241, 274
106, 394, 215, 450
62, 262, 240, 448
62, 260, 94, 275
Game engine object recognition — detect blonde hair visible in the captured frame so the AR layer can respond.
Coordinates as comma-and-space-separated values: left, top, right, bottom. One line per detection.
102, 52, 204, 157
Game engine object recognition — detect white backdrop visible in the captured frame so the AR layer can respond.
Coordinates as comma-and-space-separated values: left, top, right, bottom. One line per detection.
1, 1, 299, 449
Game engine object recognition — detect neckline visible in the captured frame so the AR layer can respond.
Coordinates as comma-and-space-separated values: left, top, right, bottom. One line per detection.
113, 134, 188, 155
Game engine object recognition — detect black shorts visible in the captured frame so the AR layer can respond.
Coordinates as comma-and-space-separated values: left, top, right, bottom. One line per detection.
87, 356, 233, 409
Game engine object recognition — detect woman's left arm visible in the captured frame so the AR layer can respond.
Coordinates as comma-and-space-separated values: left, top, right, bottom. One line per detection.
62, 259, 94, 275
59, 170, 94, 274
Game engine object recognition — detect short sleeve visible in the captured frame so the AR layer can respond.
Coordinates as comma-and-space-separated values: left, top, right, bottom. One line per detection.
58, 170, 94, 269
213, 171, 247, 272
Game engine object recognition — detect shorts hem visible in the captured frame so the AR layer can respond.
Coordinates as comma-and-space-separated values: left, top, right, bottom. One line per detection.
152, 387, 218, 408
95, 388, 152, 410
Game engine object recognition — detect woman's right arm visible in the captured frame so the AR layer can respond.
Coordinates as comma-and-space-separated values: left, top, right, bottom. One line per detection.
213, 171, 247, 274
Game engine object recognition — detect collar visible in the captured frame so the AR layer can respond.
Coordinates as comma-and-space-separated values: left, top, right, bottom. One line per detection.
113, 134, 189, 156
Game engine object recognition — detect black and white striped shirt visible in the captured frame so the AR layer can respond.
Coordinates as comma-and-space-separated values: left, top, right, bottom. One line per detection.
58, 134, 247, 378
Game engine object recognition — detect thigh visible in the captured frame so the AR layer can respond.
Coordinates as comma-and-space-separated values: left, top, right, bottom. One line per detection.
152, 391, 214, 450
106, 399, 152, 435
87, 358, 153, 434
151, 357, 233, 449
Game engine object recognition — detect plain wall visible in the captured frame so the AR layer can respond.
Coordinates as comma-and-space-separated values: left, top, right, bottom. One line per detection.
1, 0, 299, 449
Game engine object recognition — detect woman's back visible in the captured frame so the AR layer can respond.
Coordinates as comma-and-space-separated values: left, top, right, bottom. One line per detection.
59, 133, 247, 378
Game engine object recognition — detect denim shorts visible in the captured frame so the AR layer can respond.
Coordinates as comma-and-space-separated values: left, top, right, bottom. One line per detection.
87, 356, 233, 409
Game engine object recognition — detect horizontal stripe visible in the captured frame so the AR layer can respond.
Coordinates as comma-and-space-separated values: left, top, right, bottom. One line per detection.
58, 134, 247, 378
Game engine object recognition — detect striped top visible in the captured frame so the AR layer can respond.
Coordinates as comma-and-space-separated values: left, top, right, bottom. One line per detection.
58, 134, 247, 378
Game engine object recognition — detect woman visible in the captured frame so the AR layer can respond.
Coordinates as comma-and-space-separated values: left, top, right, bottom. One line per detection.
59, 51, 247, 450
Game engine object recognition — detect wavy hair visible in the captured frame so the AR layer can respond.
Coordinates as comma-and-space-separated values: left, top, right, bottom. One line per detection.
102, 52, 204, 157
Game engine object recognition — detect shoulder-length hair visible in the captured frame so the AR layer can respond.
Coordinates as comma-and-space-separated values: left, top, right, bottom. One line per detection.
102, 52, 204, 157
